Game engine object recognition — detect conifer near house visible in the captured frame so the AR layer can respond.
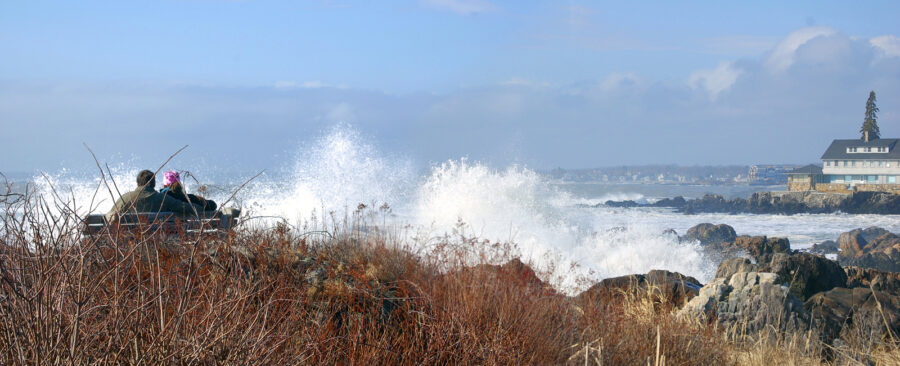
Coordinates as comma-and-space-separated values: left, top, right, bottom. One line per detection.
860, 90, 880, 141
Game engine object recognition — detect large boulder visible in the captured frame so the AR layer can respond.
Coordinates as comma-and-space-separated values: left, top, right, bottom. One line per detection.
838, 228, 900, 272
761, 252, 847, 301
844, 266, 900, 296
729, 236, 791, 264
577, 270, 702, 307
838, 227, 891, 258
805, 287, 900, 342
682, 223, 736, 245
677, 271, 809, 336
715, 257, 758, 280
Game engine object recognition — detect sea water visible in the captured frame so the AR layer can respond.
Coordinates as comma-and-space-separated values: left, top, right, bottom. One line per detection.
16, 125, 900, 293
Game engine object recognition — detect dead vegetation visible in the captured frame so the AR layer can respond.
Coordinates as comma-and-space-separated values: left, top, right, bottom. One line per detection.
2, 177, 899, 365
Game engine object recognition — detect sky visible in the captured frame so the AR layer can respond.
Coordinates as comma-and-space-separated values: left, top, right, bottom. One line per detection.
1, 0, 900, 173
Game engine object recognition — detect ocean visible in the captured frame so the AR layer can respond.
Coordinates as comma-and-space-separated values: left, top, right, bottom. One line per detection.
15, 126, 900, 293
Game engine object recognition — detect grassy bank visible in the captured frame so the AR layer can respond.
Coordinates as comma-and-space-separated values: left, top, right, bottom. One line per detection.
1, 188, 899, 364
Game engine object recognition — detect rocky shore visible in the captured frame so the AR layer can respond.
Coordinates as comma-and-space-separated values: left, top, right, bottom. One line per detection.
581, 223, 900, 345
601, 190, 900, 214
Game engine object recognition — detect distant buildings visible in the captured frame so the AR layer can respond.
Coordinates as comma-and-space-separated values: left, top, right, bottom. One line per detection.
748, 165, 797, 185
787, 136, 900, 193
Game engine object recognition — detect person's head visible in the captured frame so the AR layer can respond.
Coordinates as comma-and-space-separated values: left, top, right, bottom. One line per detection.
162, 170, 182, 192
137, 170, 156, 189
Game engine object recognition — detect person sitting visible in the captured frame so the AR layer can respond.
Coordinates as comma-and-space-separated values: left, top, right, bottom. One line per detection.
159, 170, 217, 212
106, 169, 203, 221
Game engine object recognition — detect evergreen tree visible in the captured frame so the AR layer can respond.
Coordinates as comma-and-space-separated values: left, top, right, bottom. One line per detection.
860, 90, 880, 140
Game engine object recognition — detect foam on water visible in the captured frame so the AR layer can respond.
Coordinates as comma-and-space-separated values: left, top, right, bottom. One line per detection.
243, 125, 414, 225
410, 159, 716, 291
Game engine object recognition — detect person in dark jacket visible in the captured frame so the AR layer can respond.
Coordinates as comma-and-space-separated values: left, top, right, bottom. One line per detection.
159, 170, 217, 212
106, 170, 203, 221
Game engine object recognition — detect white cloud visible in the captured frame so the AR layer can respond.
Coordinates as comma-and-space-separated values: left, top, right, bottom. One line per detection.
689, 62, 743, 99
871, 35, 900, 57
420, 0, 493, 15
764, 26, 836, 72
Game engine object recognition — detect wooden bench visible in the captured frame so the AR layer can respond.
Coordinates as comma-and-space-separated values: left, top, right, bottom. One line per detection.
83, 212, 236, 238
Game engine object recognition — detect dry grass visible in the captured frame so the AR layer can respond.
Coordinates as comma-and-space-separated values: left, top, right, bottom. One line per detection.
2, 178, 900, 365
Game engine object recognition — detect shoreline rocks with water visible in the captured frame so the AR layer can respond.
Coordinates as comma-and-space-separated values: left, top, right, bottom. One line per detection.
601, 190, 900, 215
619, 223, 900, 343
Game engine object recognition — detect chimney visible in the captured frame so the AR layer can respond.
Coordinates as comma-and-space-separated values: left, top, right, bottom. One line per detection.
864, 130, 869, 142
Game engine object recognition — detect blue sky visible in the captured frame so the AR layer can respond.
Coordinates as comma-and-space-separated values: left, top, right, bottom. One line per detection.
2, 0, 900, 172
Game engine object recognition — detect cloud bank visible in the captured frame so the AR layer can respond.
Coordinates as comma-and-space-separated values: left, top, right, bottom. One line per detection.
1, 27, 898, 173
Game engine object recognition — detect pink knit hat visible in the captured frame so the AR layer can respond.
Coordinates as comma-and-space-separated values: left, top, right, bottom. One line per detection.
162, 170, 180, 187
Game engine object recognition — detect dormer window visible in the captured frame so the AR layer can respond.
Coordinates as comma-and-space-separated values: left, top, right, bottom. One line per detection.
847, 146, 890, 153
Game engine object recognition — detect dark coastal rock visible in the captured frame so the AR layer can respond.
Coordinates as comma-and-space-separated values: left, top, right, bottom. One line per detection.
715, 257, 758, 280
809, 240, 839, 255
805, 287, 900, 342
840, 191, 900, 214
681, 194, 734, 214
761, 252, 847, 301
838, 227, 889, 258
844, 266, 900, 296
730, 236, 791, 264
677, 272, 809, 336
715, 252, 846, 302
602, 191, 900, 215
577, 270, 702, 307
841, 252, 900, 273
604, 199, 640, 207
682, 223, 737, 245
674, 191, 898, 215
838, 228, 900, 272
651, 196, 686, 208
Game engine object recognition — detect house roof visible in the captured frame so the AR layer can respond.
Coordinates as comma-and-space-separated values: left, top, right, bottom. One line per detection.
820, 138, 900, 160
788, 164, 823, 175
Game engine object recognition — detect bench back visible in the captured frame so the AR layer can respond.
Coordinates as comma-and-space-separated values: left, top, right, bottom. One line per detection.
83, 212, 234, 237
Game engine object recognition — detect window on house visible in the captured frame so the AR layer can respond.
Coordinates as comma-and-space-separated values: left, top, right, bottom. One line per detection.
890, 176, 897, 184
868, 175, 878, 182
